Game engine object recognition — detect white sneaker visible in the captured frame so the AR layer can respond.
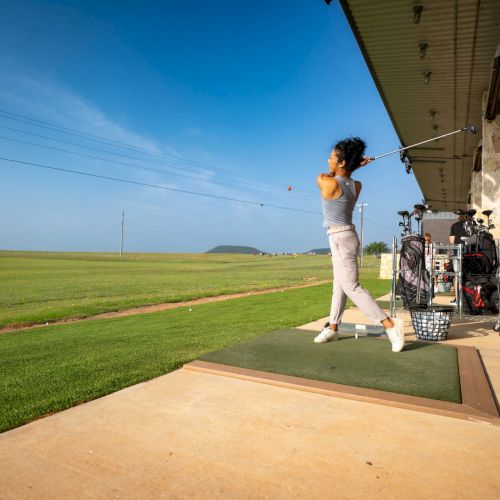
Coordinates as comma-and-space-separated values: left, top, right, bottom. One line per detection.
386, 317, 405, 352
314, 326, 339, 343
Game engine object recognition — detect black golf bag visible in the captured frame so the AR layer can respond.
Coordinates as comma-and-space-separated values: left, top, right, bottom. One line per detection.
461, 234, 499, 315
461, 274, 499, 315
396, 234, 431, 309
463, 233, 498, 274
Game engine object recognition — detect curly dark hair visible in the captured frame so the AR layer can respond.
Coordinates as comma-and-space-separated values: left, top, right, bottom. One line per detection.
333, 137, 366, 173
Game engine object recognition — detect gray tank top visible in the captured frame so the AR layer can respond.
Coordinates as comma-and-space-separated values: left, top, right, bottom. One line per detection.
322, 175, 357, 227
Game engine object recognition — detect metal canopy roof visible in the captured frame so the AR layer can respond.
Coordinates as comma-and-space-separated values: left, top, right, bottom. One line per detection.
339, 0, 500, 211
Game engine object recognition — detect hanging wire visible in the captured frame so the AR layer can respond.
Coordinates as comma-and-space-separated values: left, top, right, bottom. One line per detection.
0, 133, 316, 203
0, 109, 316, 194
0, 155, 321, 215
0, 121, 318, 202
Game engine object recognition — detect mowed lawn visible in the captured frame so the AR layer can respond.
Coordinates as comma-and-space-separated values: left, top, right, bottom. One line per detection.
0, 251, 382, 328
0, 278, 391, 433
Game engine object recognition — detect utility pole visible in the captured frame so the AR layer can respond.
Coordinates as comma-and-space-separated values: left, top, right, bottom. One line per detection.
120, 209, 125, 258
356, 203, 368, 268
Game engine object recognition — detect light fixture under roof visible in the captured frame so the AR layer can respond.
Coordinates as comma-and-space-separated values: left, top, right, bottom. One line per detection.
413, 5, 424, 24
419, 42, 428, 59
428, 110, 437, 121
423, 71, 432, 84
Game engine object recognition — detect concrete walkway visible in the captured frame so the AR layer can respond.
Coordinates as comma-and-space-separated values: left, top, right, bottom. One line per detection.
1, 299, 500, 499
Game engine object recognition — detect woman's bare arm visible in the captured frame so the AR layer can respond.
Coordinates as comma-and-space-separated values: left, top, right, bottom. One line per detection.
317, 174, 339, 199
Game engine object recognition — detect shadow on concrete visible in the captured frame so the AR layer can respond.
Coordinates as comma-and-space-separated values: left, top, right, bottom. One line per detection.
447, 317, 497, 340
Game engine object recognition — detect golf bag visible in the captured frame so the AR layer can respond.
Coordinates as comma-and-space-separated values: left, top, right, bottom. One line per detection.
460, 232, 499, 315
396, 234, 431, 309
463, 233, 498, 274
461, 274, 499, 315
461, 236, 499, 314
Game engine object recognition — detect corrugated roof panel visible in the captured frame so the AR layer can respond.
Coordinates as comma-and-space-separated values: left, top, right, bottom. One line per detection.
340, 0, 500, 210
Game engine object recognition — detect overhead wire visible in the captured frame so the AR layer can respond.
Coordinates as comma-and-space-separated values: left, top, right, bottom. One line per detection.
0, 122, 317, 203
0, 109, 404, 231
0, 108, 316, 194
0, 155, 320, 215
353, 203, 396, 227
0, 151, 397, 240
365, 206, 397, 225
0, 133, 316, 203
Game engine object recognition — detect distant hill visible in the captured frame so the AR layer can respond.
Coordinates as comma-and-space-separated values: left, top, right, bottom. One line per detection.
305, 248, 330, 255
206, 245, 263, 254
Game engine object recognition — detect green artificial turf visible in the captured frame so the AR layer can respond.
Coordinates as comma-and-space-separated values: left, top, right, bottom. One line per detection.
200, 329, 461, 403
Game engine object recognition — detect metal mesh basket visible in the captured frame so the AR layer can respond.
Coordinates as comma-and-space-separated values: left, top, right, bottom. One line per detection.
410, 306, 454, 341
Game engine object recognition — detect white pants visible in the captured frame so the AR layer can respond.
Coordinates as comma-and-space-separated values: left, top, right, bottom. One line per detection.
328, 230, 388, 325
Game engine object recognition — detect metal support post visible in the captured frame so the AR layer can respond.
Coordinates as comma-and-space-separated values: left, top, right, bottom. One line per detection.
357, 203, 368, 268
457, 243, 463, 317
428, 242, 434, 308
390, 235, 398, 318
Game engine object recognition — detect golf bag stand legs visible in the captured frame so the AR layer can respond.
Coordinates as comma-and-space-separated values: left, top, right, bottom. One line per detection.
457, 244, 463, 318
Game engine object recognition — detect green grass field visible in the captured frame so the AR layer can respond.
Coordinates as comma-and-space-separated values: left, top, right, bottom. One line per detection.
0, 265, 391, 433
0, 251, 382, 328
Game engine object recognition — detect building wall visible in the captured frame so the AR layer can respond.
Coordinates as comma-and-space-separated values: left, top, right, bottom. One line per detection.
421, 212, 456, 244
421, 219, 455, 244
469, 92, 500, 239
471, 168, 482, 210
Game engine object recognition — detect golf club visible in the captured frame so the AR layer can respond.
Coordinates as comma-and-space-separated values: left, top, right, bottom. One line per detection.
397, 210, 412, 236
369, 125, 477, 162
412, 204, 426, 234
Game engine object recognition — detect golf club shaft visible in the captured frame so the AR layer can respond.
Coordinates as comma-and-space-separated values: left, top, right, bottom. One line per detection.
373, 127, 469, 161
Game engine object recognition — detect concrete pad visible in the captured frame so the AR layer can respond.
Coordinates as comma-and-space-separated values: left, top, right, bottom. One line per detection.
2, 294, 500, 498
1, 368, 500, 499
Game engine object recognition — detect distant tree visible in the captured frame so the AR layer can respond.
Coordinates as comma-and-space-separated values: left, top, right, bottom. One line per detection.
364, 241, 389, 256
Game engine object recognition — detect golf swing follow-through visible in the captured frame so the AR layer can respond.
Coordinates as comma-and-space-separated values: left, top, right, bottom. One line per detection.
315, 137, 405, 352
314, 125, 476, 351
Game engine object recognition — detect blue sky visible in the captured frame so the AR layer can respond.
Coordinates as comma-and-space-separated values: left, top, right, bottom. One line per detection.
0, 0, 422, 253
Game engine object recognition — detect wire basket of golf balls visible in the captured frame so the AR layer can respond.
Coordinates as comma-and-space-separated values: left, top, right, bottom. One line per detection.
410, 306, 454, 341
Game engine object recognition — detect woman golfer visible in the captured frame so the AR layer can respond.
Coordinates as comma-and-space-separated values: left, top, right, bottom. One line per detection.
314, 137, 405, 352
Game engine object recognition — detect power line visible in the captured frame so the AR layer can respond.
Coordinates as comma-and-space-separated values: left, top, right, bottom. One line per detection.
355, 211, 392, 230
0, 133, 315, 203
0, 122, 316, 200
0, 155, 321, 215
352, 204, 394, 229
0, 108, 316, 194
364, 206, 397, 224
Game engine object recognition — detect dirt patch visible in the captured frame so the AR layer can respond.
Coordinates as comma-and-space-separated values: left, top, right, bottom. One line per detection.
1, 280, 331, 334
